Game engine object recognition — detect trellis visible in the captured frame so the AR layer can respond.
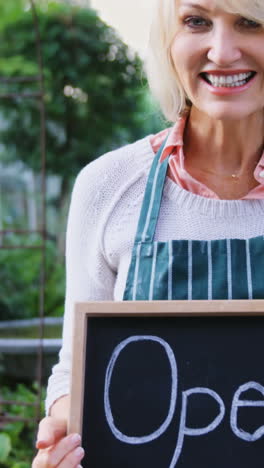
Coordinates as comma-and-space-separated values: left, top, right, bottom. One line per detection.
0, 0, 47, 435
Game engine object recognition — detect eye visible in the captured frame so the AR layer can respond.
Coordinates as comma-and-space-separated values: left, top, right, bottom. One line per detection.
183, 15, 212, 30
237, 17, 262, 29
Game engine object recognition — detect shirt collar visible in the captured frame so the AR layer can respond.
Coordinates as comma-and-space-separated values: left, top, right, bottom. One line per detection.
159, 115, 187, 163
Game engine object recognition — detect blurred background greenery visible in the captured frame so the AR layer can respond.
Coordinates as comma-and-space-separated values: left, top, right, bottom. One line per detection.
0, 0, 165, 466
0, 0, 165, 322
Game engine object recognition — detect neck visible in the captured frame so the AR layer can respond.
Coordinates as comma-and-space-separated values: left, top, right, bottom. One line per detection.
184, 107, 264, 177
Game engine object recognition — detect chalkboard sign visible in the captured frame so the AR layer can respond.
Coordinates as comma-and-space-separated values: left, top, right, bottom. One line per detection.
69, 300, 264, 468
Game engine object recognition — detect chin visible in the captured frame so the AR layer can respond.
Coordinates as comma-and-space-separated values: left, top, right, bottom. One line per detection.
197, 103, 258, 122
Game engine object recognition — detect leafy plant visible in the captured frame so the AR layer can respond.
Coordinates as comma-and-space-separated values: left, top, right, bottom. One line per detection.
0, 2, 151, 212
0, 236, 65, 320
0, 1, 164, 253
0, 383, 44, 468
0, 0, 25, 30
0, 435, 11, 464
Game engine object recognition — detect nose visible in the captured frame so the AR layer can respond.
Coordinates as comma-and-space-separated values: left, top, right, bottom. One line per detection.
207, 25, 242, 66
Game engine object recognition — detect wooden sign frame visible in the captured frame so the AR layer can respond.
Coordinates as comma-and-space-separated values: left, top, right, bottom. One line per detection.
68, 299, 264, 435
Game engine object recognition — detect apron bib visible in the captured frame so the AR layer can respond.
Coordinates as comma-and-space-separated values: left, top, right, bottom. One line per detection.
123, 141, 264, 301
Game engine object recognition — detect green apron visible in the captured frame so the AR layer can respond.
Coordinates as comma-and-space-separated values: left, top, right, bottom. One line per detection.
123, 141, 264, 300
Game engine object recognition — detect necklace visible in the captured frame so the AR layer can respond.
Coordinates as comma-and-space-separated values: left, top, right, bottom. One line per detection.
184, 144, 264, 182
192, 164, 259, 182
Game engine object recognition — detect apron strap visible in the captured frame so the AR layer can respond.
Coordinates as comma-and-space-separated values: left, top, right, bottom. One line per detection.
135, 138, 170, 244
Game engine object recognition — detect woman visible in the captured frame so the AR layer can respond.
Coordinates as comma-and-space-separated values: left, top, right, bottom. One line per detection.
33, 0, 264, 466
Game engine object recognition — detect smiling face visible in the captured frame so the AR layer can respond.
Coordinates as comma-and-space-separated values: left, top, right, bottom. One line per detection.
171, 0, 264, 120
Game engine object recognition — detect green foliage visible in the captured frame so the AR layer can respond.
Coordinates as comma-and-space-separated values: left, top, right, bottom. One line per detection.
0, 56, 38, 77
0, 236, 64, 320
0, 2, 150, 186
0, 435, 11, 464
0, 0, 25, 30
0, 383, 44, 468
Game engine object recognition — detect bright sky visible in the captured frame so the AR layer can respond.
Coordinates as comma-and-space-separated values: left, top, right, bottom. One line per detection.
90, 0, 154, 56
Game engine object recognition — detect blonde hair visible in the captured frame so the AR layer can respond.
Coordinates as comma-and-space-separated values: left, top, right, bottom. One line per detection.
146, 0, 264, 123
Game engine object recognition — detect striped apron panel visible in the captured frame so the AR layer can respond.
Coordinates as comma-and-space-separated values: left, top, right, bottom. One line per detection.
123, 141, 264, 301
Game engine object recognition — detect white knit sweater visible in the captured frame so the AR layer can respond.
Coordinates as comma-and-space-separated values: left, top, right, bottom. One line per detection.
45, 135, 264, 413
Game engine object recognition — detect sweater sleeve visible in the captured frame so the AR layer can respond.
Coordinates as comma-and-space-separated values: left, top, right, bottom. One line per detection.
45, 161, 116, 415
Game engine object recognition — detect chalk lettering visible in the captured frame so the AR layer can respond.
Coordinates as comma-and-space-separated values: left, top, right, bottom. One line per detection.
104, 335, 177, 444
230, 381, 264, 442
104, 336, 264, 467
169, 387, 225, 468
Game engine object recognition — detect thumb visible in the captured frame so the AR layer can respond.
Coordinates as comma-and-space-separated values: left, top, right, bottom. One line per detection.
36, 416, 67, 449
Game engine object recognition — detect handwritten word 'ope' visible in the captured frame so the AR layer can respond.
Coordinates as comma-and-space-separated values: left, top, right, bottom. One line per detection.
104, 336, 264, 468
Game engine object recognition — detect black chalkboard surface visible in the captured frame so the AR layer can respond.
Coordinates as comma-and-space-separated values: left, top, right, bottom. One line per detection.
69, 301, 264, 468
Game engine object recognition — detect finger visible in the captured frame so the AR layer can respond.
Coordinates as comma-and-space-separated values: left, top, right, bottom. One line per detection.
32, 449, 51, 468
48, 434, 82, 467
36, 417, 67, 449
57, 447, 85, 468
34, 434, 82, 468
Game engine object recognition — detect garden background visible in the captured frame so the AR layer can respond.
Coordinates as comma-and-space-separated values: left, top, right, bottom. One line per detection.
0, 0, 164, 465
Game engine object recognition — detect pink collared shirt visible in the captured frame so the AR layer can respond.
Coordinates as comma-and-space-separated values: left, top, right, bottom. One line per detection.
150, 116, 264, 199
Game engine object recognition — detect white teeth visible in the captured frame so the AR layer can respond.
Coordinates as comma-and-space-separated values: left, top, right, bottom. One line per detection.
204, 72, 253, 87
